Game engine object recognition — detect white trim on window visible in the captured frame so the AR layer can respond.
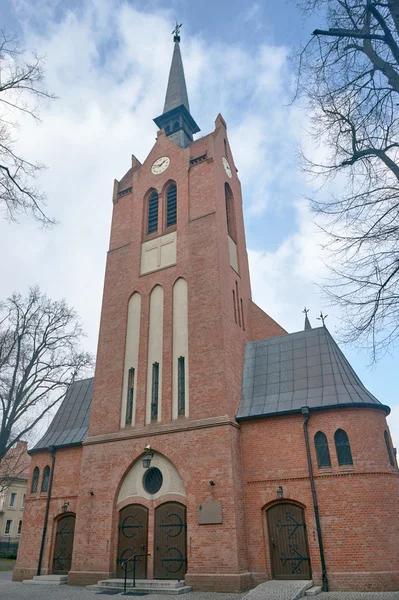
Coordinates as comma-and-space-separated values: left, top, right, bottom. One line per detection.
21, 493, 26, 509
8, 492, 17, 508
17, 520, 22, 536
4, 519, 13, 536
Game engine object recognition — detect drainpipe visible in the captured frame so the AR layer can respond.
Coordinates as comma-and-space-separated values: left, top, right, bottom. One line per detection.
37, 445, 56, 576
301, 407, 328, 592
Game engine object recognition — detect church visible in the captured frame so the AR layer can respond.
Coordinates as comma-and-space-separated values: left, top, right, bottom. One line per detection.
14, 31, 399, 593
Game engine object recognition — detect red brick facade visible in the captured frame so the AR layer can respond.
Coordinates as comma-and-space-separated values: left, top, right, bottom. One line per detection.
14, 113, 399, 592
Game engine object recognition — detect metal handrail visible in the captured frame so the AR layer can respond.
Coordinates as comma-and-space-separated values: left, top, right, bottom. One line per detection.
120, 552, 151, 595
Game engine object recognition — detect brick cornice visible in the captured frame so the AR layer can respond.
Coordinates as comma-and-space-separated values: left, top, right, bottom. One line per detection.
84, 416, 239, 447
246, 470, 399, 485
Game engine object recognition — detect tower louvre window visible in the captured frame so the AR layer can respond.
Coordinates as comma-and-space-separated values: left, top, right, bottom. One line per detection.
235, 281, 241, 327
41, 465, 50, 493
240, 298, 245, 330
225, 183, 236, 241
125, 368, 135, 425
31, 467, 39, 493
147, 191, 159, 234
151, 362, 159, 422
384, 430, 395, 467
166, 184, 177, 227
314, 431, 331, 467
178, 356, 185, 416
232, 290, 237, 322
334, 428, 353, 466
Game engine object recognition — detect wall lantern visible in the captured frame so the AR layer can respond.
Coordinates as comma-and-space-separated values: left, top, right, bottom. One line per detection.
61, 501, 70, 512
277, 486, 284, 499
142, 445, 154, 469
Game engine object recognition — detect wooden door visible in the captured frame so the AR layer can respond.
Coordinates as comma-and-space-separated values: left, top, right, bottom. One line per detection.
117, 504, 148, 578
52, 514, 76, 574
154, 502, 187, 580
266, 503, 311, 580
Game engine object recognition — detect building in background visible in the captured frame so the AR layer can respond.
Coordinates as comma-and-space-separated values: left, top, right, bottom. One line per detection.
0, 441, 30, 558
13, 31, 399, 592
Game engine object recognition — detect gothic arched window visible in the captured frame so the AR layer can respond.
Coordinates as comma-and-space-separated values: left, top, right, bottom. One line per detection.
334, 428, 353, 466
384, 430, 395, 467
31, 467, 39, 493
147, 191, 159, 235
166, 183, 177, 227
225, 183, 236, 241
314, 431, 331, 467
41, 465, 50, 493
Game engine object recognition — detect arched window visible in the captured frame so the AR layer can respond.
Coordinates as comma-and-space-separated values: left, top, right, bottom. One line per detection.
384, 430, 395, 467
147, 191, 158, 235
173, 121, 180, 131
225, 183, 236, 241
41, 465, 50, 493
334, 429, 353, 466
314, 431, 331, 467
166, 183, 177, 227
31, 467, 39, 493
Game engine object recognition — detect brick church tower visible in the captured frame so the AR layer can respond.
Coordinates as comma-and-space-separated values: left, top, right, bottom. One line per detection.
14, 31, 399, 593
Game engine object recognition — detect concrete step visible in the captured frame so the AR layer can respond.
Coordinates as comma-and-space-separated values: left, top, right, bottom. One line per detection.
88, 579, 192, 595
22, 575, 67, 585
305, 586, 322, 596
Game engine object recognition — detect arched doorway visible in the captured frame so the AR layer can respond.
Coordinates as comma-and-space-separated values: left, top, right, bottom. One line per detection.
116, 504, 149, 578
52, 514, 76, 574
154, 502, 187, 580
266, 503, 311, 580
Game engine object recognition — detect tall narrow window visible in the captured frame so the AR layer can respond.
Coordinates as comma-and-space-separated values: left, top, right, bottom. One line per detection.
9, 492, 17, 508
166, 184, 177, 227
334, 429, 353, 466
225, 183, 236, 241
31, 467, 39, 493
224, 139, 227, 156
314, 431, 331, 467
17, 520, 22, 536
151, 362, 159, 422
41, 465, 50, 493
147, 191, 159, 234
4, 520, 12, 536
235, 281, 241, 327
240, 298, 245, 331
384, 430, 395, 467
232, 290, 237, 322
125, 368, 135, 425
178, 356, 185, 416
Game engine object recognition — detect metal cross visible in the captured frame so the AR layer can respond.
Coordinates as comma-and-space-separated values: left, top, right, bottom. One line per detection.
302, 307, 309, 315
172, 22, 183, 38
317, 311, 328, 326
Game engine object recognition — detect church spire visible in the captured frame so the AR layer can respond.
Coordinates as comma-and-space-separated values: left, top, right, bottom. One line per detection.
153, 24, 200, 148
303, 307, 312, 331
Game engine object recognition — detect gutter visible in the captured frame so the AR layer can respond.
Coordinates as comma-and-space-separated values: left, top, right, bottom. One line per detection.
301, 407, 328, 592
37, 445, 56, 576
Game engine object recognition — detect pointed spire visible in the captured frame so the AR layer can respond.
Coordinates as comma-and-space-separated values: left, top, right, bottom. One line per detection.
303, 307, 312, 330
153, 25, 200, 148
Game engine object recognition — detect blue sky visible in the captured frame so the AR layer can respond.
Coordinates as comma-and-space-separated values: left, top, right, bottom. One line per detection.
1, 0, 398, 446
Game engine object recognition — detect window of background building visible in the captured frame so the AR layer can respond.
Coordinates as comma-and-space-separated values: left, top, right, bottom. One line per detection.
17, 520, 22, 536
4, 519, 13, 536
21, 493, 25, 509
8, 492, 17, 508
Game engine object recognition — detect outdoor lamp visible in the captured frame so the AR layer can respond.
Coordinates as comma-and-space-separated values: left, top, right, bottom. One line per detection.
142, 445, 154, 469
277, 485, 284, 499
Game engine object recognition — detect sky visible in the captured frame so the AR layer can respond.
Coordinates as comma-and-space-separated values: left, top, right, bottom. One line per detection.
1, 0, 398, 448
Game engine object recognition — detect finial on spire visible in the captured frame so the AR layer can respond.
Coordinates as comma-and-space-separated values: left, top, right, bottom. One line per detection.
317, 311, 328, 327
303, 307, 312, 330
172, 22, 183, 42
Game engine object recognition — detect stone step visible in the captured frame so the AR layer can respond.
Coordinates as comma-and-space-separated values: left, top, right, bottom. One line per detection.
22, 575, 67, 585
305, 586, 322, 596
88, 579, 192, 595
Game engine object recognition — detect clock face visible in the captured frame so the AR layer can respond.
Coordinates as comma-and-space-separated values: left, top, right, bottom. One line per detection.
222, 156, 232, 178
151, 156, 170, 175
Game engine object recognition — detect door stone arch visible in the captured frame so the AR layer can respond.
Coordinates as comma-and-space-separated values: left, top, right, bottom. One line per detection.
266, 502, 311, 580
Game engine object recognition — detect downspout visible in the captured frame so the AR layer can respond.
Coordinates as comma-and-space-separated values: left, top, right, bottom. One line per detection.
301, 407, 328, 592
37, 445, 56, 576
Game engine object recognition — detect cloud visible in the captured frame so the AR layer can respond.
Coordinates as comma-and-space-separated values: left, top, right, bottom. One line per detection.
388, 406, 399, 451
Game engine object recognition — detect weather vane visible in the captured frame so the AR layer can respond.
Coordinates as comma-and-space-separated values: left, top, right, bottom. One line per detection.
172, 22, 183, 42
317, 311, 328, 326
302, 307, 309, 315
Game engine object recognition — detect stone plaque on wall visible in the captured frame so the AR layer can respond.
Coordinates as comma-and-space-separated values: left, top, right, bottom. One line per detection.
198, 502, 222, 525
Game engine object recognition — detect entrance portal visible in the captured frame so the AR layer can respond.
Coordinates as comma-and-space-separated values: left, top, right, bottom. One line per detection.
52, 514, 76, 574
154, 502, 187, 580
117, 504, 149, 578
266, 503, 311, 580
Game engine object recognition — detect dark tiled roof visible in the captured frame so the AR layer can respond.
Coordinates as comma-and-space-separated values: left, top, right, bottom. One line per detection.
163, 40, 190, 114
237, 327, 389, 420
31, 378, 93, 453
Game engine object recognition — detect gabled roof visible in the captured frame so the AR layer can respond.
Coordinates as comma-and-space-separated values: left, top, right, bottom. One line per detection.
163, 40, 190, 114
30, 378, 93, 454
237, 327, 389, 421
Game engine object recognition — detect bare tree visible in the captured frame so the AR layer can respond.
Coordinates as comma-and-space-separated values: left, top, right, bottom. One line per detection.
0, 287, 93, 461
294, 0, 399, 359
0, 440, 30, 494
0, 30, 55, 224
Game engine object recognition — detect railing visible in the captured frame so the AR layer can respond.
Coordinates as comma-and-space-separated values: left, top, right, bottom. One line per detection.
120, 552, 151, 595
